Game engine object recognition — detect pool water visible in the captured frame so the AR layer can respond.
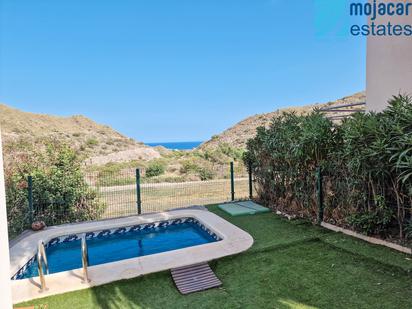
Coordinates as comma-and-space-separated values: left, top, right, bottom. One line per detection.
15, 220, 219, 280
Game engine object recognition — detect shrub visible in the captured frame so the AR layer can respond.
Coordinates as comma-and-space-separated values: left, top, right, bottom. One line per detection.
146, 162, 165, 177
347, 196, 393, 235
5, 141, 104, 238
217, 143, 244, 161
196, 145, 244, 163
198, 167, 215, 181
244, 95, 412, 239
180, 160, 199, 174
86, 138, 99, 147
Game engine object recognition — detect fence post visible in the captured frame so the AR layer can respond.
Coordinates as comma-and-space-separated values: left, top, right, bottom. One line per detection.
316, 167, 324, 225
230, 162, 235, 201
248, 162, 253, 200
27, 175, 33, 224
136, 169, 142, 215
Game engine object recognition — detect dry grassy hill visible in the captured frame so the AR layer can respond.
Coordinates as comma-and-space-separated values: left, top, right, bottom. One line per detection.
0, 103, 160, 165
199, 92, 365, 150
0, 92, 365, 169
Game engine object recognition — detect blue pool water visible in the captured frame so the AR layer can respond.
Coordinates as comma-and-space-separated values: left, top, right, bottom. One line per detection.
15, 220, 219, 280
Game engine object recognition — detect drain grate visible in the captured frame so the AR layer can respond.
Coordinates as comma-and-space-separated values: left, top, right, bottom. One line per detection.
171, 263, 222, 295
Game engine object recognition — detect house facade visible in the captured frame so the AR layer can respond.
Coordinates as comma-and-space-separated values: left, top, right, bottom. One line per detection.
366, 1, 412, 111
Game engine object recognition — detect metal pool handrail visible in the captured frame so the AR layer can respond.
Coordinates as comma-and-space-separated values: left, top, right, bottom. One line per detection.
81, 234, 91, 283
37, 240, 49, 292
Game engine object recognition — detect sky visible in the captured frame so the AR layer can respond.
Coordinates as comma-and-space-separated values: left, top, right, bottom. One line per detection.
0, 0, 366, 143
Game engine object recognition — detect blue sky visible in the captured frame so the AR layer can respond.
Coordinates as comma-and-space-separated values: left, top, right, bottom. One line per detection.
0, 0, 366, 142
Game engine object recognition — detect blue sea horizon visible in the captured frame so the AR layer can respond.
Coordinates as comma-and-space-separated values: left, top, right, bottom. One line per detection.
145, 141, 203, 150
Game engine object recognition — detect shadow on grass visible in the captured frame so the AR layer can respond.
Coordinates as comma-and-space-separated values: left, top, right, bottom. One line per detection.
17, 235, 412, 309
88, 258, 323, 309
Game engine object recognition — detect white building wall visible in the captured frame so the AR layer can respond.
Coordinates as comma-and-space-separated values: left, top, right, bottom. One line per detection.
366, 1, 412, 111
0, 129, 13, 309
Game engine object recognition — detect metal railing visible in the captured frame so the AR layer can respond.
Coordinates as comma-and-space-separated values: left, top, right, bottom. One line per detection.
35, 235, 90, 292
81, 234, 90, 283
320, 101, 366, 120
37, 240, 49, 292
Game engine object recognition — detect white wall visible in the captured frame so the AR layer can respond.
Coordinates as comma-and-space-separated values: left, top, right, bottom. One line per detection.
0, 129, 13, 308
366, 1, 412, 111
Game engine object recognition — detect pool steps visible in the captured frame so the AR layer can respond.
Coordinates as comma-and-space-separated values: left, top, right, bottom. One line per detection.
81, 234, 91, 284
36, 241, 49, 292
171, 262, 222, 295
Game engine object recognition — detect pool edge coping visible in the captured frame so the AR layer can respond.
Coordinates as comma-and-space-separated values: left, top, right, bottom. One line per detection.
10, 209, 254, 304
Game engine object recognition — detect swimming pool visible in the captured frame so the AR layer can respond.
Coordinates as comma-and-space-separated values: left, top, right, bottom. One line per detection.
13, 217, 221, 280
10, 209, 253, 304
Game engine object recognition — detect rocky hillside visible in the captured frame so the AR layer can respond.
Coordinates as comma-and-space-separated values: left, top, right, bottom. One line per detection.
0, 103, 160, 165
199, 92, 365, 150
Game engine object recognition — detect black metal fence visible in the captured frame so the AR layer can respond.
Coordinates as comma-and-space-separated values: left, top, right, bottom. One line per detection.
10, 162, 256, 238
309, 168, 412, 245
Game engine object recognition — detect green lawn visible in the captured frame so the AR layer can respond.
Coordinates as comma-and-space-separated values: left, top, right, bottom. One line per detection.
17, 205, 412, 309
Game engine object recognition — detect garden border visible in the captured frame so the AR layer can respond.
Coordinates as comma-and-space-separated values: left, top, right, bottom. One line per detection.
321, 222, 412, 255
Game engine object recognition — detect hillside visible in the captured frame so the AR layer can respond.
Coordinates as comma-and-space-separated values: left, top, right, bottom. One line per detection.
199, 92, 366, 150
0, 92, 365, 171
0, 104, 160, 164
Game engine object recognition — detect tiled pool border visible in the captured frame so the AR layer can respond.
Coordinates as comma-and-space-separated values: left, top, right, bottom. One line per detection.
10, 209, 253, 304
12, 217, 221, 280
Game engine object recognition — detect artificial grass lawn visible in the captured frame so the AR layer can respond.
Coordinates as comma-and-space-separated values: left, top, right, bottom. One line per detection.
17, 205, 412, 309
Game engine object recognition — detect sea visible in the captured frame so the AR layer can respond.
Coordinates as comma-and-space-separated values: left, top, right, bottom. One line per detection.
145, 141, 203, 150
